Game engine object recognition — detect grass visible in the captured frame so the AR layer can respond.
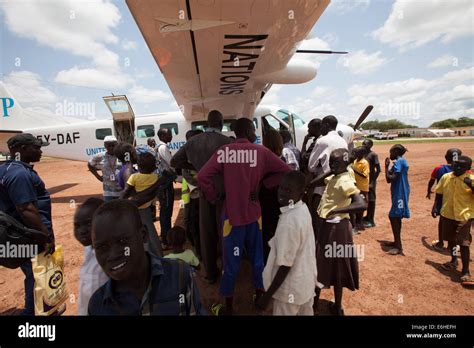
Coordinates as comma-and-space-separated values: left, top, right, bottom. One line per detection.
355, 137, 474, 145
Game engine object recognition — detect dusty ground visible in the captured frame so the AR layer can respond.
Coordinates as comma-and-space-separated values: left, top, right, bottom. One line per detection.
1, 141, 473, 315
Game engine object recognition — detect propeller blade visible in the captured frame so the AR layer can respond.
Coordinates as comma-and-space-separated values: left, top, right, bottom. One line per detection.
296, 50, 348, 54
353, 105, 374, 130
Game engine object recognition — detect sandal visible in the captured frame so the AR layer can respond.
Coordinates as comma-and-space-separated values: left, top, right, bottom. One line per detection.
387, 248, 403, 255
460, 274, 474, 286
440, 262, 458, 271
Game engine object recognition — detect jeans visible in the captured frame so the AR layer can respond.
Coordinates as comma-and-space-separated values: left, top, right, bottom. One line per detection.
158, 183, 174, 245
20, 260, 35, 315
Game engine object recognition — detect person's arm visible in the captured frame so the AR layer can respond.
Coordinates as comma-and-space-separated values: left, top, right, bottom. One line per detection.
170, 145, 194, 171
255, 266, 291, 310
309, 170, 333, 187
426, 178, 436, 199
196, 152, 223, 203
432, 193, 443, 217
87, 162, 103, 182
120, 184, 135, 200
353, 165, 368, 179
327, 192, 367, 217
308, 140, 324, 174
373, 154, 381, 181
385, 158, 398, 183
463, 176, 474, 194
129, 176, 168, 206
16, 202, 54, 253
282, 148, 298, 171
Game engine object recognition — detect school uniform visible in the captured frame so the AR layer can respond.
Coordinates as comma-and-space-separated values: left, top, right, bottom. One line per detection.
317, 171, 360, 290
430, 164, 453, 242
435, 172, 474, 246
263, 201, 317, 316
389, 157, 410, 219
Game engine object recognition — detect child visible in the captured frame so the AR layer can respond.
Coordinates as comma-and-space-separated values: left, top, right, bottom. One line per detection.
426, 148, 462, 251
88, 199, 205, 315
74, 197, 108, 315
313, 148, 366, 316
432, 156, 474, 286
351, 146, 370, 233
256, 171, 317, 315
362, 139, 380, 227
164, 226, 200, 270
121, 152, 162, 257
384, 144, 410, 256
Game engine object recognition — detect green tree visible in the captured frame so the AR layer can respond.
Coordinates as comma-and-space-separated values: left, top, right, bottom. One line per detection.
430, 117, 474, 128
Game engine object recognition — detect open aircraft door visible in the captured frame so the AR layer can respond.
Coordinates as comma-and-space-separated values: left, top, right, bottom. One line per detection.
103, 95, 135, 145
261, 111, 296, 144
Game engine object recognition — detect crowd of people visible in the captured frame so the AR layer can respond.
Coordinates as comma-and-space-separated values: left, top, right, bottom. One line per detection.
0, 110, 473, 316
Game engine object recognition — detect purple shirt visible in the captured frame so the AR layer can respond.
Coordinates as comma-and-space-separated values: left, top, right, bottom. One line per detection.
197, 138, 290, 226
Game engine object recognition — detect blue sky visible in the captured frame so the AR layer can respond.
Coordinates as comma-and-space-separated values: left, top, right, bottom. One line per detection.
1, 0, 473, 127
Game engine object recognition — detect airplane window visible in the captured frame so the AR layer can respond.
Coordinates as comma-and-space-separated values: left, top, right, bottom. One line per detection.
276, 109, 305, 128
160, 123, 179, 136
137, 125, 155, 138
96, 128, 112, 140
191, 121, 206, 131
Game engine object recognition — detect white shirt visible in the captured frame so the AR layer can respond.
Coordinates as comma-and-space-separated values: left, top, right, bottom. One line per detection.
282, 148, 299, 171
156, 141, 172, 172
263, 201, 318, 305
308, 130, 348, 195
78, 246, 108, 315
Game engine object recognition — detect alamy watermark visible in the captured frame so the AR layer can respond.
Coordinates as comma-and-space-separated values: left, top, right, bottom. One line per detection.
0, 242, 39, 259
379, 100, 420, 118
324, 242, 365, 261
217, 148, 257, 167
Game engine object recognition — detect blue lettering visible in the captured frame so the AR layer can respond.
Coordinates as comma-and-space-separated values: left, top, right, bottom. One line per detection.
1, 98, 14, 117
86, 147, 106, 156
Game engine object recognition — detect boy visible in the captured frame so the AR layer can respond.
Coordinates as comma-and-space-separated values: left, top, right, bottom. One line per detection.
164, 226, 200, 270
362, 139, 380, 227
384, 144, 410, 256
256, 171, 317, 315
121, 152, 162, 257
432, 156, 474, 286
74, 197, 108, 315
426, 148, 462, 251
88, 199, 205, 315
312, 148, 366, 316
351, 146, 370, 233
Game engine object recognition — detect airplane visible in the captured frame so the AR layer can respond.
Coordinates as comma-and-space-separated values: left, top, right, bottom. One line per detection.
0, 0, 370, 162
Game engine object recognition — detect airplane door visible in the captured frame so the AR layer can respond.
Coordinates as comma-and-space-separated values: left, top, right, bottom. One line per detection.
103, 95, 135, 145
261, 112, 295, 143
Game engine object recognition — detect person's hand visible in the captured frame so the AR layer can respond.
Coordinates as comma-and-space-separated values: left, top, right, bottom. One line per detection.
464, 176, 473, 188
384, 157, 390, 168
303, 134, 311, 144
255, 293, 270, 311
431, 206, 439, 218
426, 191, 432, 200
44, 240, 56, 255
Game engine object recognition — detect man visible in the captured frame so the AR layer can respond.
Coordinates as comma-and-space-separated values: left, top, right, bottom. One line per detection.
280, 130, 301, 171
147, 137, 156, 150
308, 115, 348, 239
362, 139, 381, 228
198, 118, 290, 315
155, 128, 175, 249
427, 148, 462, 251
171, 110, 232, 284
0, 134, 55, 315
300, 118, 321, 172
88, 135, 121, 201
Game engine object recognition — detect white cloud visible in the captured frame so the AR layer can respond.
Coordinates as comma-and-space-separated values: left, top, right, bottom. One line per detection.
121, 39, 138, 51
128, 85, 171, 104
55, 66, 133, 90
311, 86, 335, 98
338, 50, 389, 75
427, 54, 458, 68
372, 0, 474, 51
328, 0, 371, 14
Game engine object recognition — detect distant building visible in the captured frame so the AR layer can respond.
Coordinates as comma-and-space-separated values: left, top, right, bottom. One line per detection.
450, 126, 474, 136
388, 128, 455, 138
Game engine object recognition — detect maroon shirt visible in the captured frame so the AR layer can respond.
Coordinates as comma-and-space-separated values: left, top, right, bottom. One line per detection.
197, 138, 290, 226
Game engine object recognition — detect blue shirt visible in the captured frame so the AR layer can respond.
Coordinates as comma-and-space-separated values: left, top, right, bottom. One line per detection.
88, 253, 206, 316
389, 157, 410, 218
0, 160, 53, 235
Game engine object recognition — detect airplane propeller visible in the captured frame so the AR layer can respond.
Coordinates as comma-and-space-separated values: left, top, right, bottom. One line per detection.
353, 105, 374, 130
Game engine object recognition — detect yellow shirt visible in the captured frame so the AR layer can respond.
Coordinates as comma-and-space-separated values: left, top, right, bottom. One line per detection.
318, 171, 360, 219
435, 172, 474, 221
127, 172, 158, 209
352, 159, 370, 192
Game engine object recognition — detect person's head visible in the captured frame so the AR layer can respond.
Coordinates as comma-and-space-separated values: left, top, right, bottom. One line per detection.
92, 199, 146, 281
362, 138, 373, 151
452, 155, 472, 177
103, 135, 118, 155
74, 197, 104, 247
185, 129, 203, 141
167, 225, 186, 249
137, 152, 156, 174
147, 138, 156, 148
114, 142, 137, 164
445, 148, 462, 165
207, 110, 224, 130
308, 118, 322, 138
278, 171, 306, 207
234, 117, 257, 143
389, 144, 407, 160
280, 130, 292, 144
353, 146, 368, 161
157, 128, 172, 143
320, 115, 338, 136
7, 133, 49, 164
263, 129, 283, 156
329, 148, 350, 175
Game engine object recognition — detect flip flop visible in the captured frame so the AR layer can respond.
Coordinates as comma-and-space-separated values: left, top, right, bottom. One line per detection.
460, 274, 474, 286
387, 248, 403, 255
440, 262, 458, 271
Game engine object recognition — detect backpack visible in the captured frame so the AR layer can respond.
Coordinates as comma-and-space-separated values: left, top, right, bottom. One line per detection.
0, 211, 49, 269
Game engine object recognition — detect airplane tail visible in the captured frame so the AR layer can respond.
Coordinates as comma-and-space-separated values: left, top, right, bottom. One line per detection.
0, 82, 24, 153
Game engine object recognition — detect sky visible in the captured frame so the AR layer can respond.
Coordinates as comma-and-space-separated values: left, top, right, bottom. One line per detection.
0, 0, 473, 127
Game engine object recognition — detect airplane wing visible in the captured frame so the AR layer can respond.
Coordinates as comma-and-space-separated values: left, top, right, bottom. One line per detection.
126, 0, 330, 120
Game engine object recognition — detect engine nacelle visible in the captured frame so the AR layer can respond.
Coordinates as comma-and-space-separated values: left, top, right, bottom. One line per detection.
255, 59, 317, 84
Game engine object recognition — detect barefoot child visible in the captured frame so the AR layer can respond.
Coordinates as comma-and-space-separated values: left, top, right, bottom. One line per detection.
351, 146, 370, 233
256, 171, 317, 315
384, 144, 410, 256
313, 148, 366, 315
164, 226, 200, 270
432, 156, 474, 286
74, 197, 108, 315
362, 139, 380, 228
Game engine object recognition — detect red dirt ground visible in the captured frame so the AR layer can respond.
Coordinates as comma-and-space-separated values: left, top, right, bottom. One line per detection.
1, 141, 473, 315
